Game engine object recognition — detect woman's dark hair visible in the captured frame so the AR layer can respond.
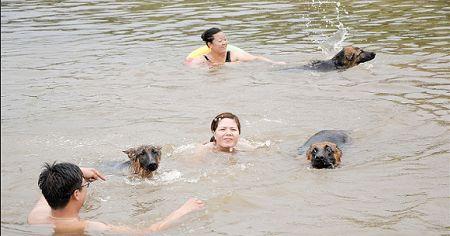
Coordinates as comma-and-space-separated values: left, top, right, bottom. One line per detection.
210, 112, 241, 142
201, 27, 222, 46
38, 162, 83, 209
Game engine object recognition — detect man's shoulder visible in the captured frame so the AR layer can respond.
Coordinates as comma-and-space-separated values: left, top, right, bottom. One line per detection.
27, 215, 51, 225
85, 220, 111, 231
86, 220, 134, 234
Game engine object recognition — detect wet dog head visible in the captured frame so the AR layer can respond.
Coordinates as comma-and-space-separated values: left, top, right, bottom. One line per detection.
332, 46, 376, 69
123, 145, 162, 177
306, 141, 342, 169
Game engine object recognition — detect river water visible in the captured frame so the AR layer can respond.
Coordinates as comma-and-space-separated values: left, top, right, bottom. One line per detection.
1, 1, 449, 235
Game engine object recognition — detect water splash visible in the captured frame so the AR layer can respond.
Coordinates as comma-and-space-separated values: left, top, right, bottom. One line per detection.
172, 143, 197, 154
154, 169, 182, 183
318, 25, 348, 54
306, 1, 349, 54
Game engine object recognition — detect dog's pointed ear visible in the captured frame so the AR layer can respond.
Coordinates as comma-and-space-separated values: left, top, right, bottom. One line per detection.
151, 146, 162, 158
334, 146, 343, 165
123, 148, 136, 159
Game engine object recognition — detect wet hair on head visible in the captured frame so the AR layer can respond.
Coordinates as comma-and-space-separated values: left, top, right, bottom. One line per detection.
38, 162, 84, 210
210, 112, 241, 142
201, 27, 222, 46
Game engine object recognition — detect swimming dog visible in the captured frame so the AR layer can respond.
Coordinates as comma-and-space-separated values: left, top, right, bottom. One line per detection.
298, 130, 350, 169
282, 46, 376, 72
308, 46, 376, 71
121, 145, 162, 178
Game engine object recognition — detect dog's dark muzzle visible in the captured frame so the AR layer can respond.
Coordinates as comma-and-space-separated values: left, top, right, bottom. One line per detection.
311, 156, 334, 169
146, 163, 158, 171
360, 52, 376, 63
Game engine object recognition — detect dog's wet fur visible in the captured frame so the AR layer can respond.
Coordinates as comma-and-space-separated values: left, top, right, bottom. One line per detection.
309, 46, 376, 71
283, 46, 375, 72
298, 130, 350, 169
121, 145, 162, 178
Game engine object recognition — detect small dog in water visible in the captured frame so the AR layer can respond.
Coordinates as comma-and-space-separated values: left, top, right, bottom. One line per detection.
283, 46, 376, 72
308, 46, 376, 71
298, 130, 350, 169
121, 145, 162, 178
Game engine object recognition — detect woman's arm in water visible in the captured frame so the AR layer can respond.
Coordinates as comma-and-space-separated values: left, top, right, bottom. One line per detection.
234, 50, 286, 65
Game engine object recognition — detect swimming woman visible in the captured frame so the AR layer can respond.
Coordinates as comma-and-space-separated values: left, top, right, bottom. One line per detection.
200, 112, 255, 153
189, 28, 285, 66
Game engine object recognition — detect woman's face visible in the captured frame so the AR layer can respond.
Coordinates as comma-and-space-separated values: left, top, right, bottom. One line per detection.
208, 31, 228, 53
213, 118, 240, 151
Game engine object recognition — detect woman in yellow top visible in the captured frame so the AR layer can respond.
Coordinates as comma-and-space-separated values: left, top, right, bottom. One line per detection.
187, 28, 285, 66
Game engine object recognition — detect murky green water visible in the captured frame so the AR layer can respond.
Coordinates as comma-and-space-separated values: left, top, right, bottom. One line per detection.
2, 1, 449, 235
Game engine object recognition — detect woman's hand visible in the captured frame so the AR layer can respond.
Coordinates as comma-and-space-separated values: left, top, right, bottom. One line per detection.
80, 167, 106, 181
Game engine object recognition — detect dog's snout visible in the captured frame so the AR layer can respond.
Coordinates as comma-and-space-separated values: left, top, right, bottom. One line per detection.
312, 154, 333, 169
365, 51, 376, 59
147, 163, 158, 171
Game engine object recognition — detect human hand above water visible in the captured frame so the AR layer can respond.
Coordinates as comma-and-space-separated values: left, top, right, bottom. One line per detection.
80, 167, 106, 181
178, 198, 205, 215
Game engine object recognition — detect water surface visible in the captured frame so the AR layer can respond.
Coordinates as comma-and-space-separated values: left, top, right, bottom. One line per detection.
1, 1, 449, 235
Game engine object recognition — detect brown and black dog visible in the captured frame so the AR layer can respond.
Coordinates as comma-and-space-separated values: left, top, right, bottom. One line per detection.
298, 130, 350, 169
308, 46, 376, 71
122, 145, 162, 178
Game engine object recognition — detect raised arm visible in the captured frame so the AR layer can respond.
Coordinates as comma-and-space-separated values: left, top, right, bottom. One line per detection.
80, 167, 106, 181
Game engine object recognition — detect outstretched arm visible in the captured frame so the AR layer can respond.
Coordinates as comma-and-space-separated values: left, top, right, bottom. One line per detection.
88, 198, 205, 234
145, 198, 205, 232
235, 50, 286, 65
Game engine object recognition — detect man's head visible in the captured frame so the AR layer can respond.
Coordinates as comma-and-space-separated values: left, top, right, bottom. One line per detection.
38, 162, 87, 210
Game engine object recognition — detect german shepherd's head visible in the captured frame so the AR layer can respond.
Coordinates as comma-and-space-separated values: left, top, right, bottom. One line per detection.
332, 46, 376, 69
306, 141, 342, 169
123, 145, 161, 178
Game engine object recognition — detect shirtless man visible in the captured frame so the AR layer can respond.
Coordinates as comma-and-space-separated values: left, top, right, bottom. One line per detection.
27, 162, 204, 234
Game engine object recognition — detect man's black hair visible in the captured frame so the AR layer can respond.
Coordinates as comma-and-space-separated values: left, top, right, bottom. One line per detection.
38, 162, 83, 209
